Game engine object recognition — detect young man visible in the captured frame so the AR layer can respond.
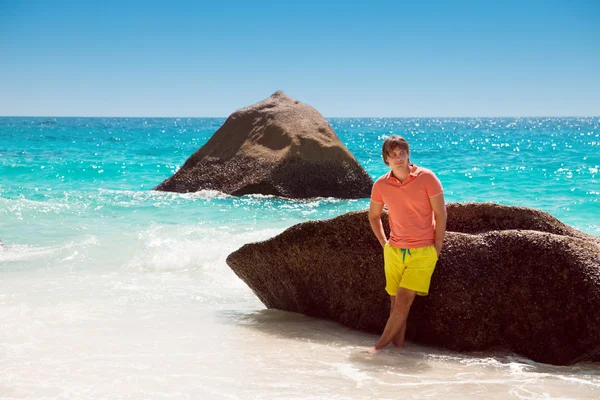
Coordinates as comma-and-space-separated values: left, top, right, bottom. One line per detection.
368, 135, 446, 350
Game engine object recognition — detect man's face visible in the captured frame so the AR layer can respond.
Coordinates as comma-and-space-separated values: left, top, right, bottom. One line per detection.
385, 147, 409, 168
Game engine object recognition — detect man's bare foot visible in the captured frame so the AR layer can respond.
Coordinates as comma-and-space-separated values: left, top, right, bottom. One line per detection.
359, 346, 377, 355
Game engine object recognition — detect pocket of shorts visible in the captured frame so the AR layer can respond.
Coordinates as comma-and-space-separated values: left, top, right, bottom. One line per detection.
431, 245, 439, 260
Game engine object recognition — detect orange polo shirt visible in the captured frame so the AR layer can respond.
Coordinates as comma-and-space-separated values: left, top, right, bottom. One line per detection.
371, 164, 443, 249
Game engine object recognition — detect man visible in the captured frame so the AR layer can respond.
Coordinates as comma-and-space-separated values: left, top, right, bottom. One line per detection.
368, 135, 446, 350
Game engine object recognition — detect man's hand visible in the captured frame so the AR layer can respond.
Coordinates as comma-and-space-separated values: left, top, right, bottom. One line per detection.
429, 193, 447, 258
434, 241, 443, 256
381, 239, 388, 249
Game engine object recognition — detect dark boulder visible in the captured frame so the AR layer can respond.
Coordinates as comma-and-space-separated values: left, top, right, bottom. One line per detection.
155, 91, 373, 199
226, 203, 600, 365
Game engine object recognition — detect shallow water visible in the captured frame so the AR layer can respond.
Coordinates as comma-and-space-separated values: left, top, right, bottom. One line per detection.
1, 117, 599, 398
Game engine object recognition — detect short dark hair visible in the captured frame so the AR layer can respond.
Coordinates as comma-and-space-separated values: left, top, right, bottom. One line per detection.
382, 135, 410, 165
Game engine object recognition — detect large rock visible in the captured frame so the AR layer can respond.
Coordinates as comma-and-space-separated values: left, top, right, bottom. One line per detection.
155, 91, 373, 198
226, 203, 600, 365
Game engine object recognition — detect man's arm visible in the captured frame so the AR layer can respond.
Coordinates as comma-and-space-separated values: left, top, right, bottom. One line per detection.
429, 193, 447, 255
368, 201, 387, 248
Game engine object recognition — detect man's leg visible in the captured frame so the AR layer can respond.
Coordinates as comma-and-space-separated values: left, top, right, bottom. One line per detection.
374, 287, 416, 350
389, 296, 406, 347
389, 296, 409, 348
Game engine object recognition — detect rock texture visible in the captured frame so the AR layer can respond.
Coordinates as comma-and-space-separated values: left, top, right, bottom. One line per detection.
226, 203, 600, 365
155, 91, 373, 198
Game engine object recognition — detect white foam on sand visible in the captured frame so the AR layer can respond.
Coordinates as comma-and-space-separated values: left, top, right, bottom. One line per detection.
1, 225, 599, 399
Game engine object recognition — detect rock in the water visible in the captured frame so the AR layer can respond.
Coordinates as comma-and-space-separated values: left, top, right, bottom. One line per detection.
155, 91, 373, 199
226, 203, 600, 365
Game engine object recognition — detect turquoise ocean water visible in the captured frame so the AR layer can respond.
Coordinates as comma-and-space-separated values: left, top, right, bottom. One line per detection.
1, 117, 598, 245
1, 117, 599, 399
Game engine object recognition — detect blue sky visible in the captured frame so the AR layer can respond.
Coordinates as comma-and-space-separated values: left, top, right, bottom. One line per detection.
1, 0, 598, 117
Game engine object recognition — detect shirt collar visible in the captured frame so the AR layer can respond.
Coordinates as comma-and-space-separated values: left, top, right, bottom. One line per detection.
409, 164, 419, 176
387, 164, 419, 180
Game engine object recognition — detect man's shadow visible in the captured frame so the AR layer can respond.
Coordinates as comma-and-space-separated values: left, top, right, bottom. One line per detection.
218, 308, 432, 375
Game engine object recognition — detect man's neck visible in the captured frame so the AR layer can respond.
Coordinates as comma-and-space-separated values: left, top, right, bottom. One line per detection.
391, 164, 411, 183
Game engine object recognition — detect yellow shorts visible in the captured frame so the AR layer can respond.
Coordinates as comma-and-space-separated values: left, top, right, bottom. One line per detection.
384, 243, 438, 296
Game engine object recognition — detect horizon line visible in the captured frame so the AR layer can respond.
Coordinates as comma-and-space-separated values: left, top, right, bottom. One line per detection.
1, 115, 599, 119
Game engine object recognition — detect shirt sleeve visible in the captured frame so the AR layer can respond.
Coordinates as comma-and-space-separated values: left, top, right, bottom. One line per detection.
371, 181, 384, 204
423, 171, 443, 198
